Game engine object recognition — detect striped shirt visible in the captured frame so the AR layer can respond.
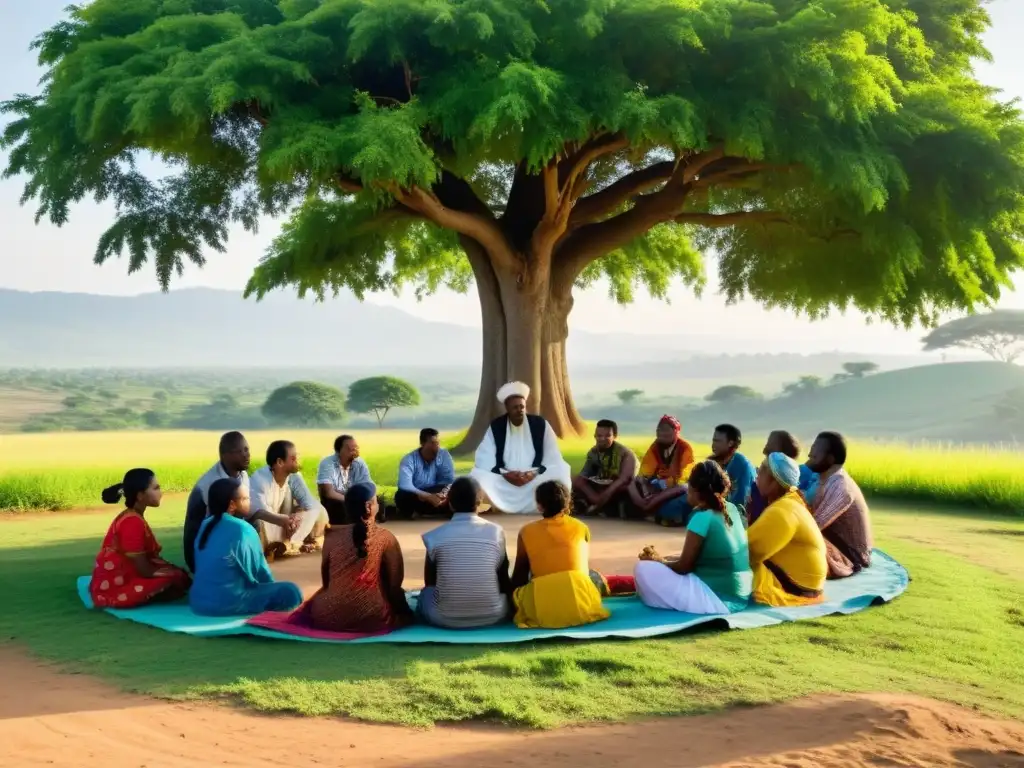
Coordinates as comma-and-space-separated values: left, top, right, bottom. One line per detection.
421, 513, 508, 627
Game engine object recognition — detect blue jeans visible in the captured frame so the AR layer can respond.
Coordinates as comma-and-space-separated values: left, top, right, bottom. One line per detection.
657, 497, 694, 527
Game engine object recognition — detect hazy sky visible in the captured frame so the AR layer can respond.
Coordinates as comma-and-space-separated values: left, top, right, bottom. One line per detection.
1, 0, 1022, 354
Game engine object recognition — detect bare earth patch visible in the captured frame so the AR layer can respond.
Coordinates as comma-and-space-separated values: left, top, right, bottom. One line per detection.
2, 647, 1022, 768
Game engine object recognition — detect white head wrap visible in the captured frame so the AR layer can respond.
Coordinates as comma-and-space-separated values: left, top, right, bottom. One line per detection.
496, 381, 530, 404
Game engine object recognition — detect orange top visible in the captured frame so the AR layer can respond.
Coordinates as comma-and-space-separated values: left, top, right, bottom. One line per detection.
639, 438, 695, 487
518, 513, 591, 577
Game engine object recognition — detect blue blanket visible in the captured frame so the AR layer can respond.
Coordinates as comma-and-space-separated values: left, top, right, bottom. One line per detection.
76, 549, 908, 644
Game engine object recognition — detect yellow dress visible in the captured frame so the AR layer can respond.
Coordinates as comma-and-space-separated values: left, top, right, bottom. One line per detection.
747, 490, 827, 607
513, 514, 610, 629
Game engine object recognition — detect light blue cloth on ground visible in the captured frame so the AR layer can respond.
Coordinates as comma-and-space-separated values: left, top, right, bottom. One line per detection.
189, 514, 303, 616
77, 549, 909, 644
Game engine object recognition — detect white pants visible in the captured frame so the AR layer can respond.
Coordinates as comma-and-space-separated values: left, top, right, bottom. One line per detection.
634, 560, 729, 614
262, 505, 324, 545
470, 462, 573, 514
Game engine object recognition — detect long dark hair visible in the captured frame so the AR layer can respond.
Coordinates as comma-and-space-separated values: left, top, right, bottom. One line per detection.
688, 460, 733, 526
101, 468, 154, 509
345, 483, 377, 558
535, 480, 571, 518
197, 478, 241, 551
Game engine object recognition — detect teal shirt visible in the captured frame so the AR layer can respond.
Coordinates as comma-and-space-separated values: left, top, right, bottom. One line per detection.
686, 503, 753, 612
190, 514, 275, 615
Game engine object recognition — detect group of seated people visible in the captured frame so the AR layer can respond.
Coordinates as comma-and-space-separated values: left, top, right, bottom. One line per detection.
87, 381, 872, 634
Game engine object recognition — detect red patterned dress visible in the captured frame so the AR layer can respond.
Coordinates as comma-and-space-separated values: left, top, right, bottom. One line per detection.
89, 511, 191, 608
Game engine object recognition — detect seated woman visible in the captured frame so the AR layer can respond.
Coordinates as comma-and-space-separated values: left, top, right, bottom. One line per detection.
510, 481, 610, 629
747, 453, 828, 607
307, 483, 414, 633
89, 469, 191, 608
189, 478, 303, 616
634, 460, 752, 614
627, 415, 695, 523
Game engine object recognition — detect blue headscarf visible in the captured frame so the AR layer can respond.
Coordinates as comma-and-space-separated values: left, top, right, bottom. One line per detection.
766, 452, 800, 490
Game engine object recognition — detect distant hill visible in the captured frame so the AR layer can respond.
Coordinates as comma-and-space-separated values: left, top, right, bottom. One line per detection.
671, 362, 1024, 443
0, 289, 936, 389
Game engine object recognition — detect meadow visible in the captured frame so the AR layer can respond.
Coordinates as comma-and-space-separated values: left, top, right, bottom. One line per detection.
1, 428, 1023, 514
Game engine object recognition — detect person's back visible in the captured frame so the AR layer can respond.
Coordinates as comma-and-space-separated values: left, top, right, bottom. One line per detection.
190, 514, 259, 613
748, 491, 827, 597
687, 502, 752, 612
519, 514, 591, 577
422, 512, 508, 628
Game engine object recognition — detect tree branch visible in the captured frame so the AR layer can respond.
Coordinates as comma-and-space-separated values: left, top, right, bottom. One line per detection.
567, 161, 675, 227
394, 172, 514, 267
334, 173, 363, 194
674, 210, 790, 227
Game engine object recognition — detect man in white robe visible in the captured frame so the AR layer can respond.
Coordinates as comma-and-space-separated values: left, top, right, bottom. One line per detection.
470, 382, 573, 514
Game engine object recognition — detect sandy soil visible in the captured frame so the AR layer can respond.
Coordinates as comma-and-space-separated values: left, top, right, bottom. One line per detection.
2, 646, 1022, 768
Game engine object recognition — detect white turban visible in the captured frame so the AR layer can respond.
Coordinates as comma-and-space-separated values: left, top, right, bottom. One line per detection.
496, 381, 530, 404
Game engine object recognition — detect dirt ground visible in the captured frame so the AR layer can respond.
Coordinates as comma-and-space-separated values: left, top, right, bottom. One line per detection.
3, 514, 1024, 767
2, 646, 1022, 768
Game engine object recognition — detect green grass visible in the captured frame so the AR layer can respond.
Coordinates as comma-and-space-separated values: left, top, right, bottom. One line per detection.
2, 429, 1024, 514
1, 499, 1022, 727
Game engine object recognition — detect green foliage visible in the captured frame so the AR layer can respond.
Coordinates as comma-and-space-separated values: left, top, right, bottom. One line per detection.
615, 388, 644, 405
262, 380, 347, 426
921, 309, 1024, 362
782, 375, 825, 398
2, 0, 1021, 329
843, 362, 881, 378
347, 376, 421, 427
706, 385, 760, 403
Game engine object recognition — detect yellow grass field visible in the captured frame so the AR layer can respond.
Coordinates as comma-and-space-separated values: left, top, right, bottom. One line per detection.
1, 428, 1023, 513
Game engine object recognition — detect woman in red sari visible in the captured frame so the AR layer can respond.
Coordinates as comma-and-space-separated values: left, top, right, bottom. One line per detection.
89, 468, 191, 608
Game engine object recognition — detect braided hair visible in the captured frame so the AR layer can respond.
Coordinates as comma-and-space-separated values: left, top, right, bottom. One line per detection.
197, 477, 241, 551
345, 483, 378, 558
687, 459, 733, 526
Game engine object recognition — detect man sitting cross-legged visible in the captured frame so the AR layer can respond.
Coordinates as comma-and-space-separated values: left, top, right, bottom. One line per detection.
249, 440, 328, 559
469, 381, 572, 514
627, 415, 695, 522
418, 476, 512, 628
183, 431, 298, 574
571, 419, 637, 517
316, 434, 374, 524
394, 428, 456, 520
806, 431, 873, 579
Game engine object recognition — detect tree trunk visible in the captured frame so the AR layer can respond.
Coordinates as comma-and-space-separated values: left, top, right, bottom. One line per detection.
452, 244, 588, 455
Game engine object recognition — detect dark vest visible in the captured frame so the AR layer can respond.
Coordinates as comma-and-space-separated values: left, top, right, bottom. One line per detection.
489, 414, 548, 475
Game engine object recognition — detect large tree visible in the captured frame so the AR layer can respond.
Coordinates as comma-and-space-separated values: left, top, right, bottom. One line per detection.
3, 0, 1024, 451
921, 310, 1024, 363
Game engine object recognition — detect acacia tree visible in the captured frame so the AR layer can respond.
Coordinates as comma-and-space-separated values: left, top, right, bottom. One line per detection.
262, 381, 347, 426
921, 310, 1024, 363
3, 0, 1024, 452
706, 385, 760, 404
347, 376, 421, 427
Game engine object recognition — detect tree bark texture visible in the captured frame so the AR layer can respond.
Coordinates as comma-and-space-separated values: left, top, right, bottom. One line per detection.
453, 237, 589, 454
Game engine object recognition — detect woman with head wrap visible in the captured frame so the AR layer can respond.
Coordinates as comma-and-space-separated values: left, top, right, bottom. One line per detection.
307, 483, 413, 633
89, 469, 191, 608
633, 460, 752, 614
746, 453, 828, 607
627, 415, 695, 521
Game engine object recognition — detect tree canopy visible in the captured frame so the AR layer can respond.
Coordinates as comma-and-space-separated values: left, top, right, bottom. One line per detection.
261, 380, 347, 426
3, 0, 1023, 445
615, 388, 644, 405
347, 376, 421, 427
706, 385, 760, 403
921, 310, 1024, 362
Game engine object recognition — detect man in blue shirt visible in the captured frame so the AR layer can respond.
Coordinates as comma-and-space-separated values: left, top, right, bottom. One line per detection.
395, 428, 457, 519
710, 423, 756, 510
